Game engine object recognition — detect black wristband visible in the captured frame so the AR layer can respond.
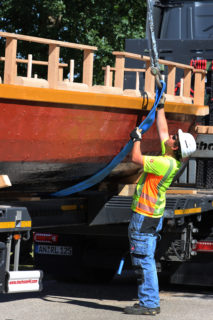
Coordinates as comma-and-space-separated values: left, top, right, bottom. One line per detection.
157, 103, 164, 110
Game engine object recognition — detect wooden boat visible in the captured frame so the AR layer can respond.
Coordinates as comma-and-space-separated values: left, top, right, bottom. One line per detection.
0, 32, 208, 194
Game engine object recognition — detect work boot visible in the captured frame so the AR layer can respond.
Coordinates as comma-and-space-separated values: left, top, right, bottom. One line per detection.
124, 303, 160, 315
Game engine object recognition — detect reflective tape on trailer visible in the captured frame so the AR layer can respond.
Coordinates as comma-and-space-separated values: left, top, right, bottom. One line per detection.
193, 241, 213, 252
33, 233, 59, 244
174, 207, 201, 216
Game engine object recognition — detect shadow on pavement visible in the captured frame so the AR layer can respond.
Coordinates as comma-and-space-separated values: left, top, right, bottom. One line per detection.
1, 270, 213, 306
0, 271, 138, 304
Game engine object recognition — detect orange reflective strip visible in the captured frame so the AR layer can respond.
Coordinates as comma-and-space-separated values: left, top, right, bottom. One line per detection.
136, 189, 157, 215
136, 202, 155, 213
140, 192, 157, 204
139, 196, 155, 209
135, 205, 154, 216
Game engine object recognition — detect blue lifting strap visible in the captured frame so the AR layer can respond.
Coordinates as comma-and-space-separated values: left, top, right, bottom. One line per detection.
51, 81, 166, 197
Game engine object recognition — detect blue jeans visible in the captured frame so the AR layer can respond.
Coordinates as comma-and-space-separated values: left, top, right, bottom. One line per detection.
128, 212, 163, 309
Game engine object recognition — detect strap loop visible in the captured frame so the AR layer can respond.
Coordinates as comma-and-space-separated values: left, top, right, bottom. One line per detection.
51, 81, 166, 197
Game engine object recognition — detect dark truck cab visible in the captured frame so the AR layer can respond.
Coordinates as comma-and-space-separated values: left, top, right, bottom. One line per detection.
150, 0, 213, 41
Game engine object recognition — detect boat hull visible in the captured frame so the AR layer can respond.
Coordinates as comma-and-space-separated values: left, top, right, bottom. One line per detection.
0, 96, 197, 194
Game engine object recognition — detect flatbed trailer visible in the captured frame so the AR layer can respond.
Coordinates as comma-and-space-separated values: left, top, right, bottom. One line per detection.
30, 0, 213, 287
4, 187, 211, 286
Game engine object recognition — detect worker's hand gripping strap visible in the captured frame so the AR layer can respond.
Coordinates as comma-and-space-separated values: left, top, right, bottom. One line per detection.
130, 127, 142, 142
51, 81, 166, 197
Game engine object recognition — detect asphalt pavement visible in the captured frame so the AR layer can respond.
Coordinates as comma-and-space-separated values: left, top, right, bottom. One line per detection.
0, 274, 213, 320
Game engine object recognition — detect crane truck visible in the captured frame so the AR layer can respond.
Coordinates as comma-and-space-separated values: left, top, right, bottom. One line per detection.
31, 0, 213, 286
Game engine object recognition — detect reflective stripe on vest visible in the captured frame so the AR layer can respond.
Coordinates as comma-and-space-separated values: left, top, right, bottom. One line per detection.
136, 190, 157, 215
137, 202, 155, 214
137, 192, 157, 213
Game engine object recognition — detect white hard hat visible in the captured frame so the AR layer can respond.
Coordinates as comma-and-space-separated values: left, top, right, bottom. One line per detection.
178, 129, 196, 158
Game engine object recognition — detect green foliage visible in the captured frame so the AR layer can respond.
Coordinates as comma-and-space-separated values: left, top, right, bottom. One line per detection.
0, 0, 147, 84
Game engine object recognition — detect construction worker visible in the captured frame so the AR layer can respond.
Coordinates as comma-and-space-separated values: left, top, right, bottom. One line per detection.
124, 96, 196, 315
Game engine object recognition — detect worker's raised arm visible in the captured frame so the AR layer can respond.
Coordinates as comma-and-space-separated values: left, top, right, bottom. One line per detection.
156, 94, 169, 142
130, 128, 144, 166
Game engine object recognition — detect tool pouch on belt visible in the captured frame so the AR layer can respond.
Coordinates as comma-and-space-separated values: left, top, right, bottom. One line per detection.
130, 234, 157, 257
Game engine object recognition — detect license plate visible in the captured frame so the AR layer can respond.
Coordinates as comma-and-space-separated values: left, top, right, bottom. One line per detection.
35, 244, 72, 256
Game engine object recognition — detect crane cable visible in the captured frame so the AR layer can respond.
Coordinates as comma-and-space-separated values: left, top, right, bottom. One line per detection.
146, 0, 163, 89
146, 0, 159, 70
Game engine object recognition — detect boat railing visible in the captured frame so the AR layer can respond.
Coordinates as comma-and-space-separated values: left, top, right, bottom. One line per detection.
0, 32, 207, 106
103, 51, 206, 105
0, 31, 97, 88
0, 55, 69, 81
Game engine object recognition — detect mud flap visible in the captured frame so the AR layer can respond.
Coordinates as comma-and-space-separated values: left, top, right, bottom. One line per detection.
5, 270, 43, 293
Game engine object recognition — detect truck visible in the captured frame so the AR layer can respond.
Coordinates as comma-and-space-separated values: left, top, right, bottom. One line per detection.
1, 0, 213, 287
32, 0, 213, 286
